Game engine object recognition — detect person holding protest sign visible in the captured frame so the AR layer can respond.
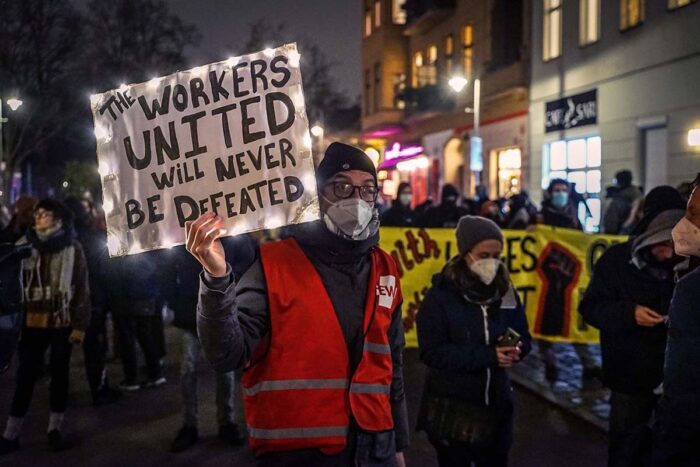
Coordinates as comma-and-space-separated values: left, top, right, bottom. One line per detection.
188, 142, 409, 467
654, 174, 700, 466
416, 215, 531, 467
0, 199, 91, 454
580, 186, 686, 467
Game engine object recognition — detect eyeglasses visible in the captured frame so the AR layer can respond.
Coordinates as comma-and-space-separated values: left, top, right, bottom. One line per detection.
33, 210, 53, 220
325, 182, 378, 202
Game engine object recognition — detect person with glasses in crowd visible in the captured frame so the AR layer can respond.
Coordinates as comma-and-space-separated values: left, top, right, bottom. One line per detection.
0, 199, 90, 454
187, 142, 409, 467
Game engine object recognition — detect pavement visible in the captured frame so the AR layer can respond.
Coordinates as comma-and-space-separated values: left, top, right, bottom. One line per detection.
0, 326, 608, 467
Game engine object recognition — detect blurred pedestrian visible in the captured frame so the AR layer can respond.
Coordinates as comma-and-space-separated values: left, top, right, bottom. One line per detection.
580, 186, 686, 467
0, 199, 90, 454
422, 184, 471, 228
602, 170, 644, 234
164, 235, 256, 452
381, 182, 416, 227
417, 216, 531, 467
654, 174, 700, 466
64, 197, 121, 406
0, 196, 38, 244
503, 193, 537, 230
539, 179, 582, 229
537, 179, 599, 385
479, 200, 504, 227
188, 142, 409, 466
108, 251, 166, 391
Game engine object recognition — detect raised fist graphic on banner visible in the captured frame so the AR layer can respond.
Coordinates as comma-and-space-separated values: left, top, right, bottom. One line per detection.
535, 243, 582, 337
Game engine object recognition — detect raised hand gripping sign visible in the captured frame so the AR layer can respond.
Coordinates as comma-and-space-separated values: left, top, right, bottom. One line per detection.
91, 43, 319, 257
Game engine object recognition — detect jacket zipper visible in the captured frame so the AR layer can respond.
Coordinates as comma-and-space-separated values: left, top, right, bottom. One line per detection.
481, 305, 491, 407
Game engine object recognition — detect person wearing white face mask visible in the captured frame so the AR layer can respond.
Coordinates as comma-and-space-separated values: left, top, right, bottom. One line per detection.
654, 174, 700, 467
416, 216, 531, 467
186, 142, 409, 467
381, 183, 416, 227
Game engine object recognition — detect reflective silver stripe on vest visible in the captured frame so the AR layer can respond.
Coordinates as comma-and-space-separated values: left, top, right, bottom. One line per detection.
242, 378, 349, 397
349, 383, 391, 395
247, 426, 349, 440
363, 341, 391, 355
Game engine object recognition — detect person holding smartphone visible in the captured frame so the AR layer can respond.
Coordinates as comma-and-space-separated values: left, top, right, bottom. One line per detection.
416, 216, 531, 467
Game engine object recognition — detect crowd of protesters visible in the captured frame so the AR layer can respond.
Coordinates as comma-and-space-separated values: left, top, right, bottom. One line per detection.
0, 141, 698, 466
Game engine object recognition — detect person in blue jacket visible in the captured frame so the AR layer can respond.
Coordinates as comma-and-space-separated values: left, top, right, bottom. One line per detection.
654, 174, 700, 466
416, 215, 531, 467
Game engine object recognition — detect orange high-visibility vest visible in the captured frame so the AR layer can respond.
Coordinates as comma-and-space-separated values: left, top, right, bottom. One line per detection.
242, 238, 401, 456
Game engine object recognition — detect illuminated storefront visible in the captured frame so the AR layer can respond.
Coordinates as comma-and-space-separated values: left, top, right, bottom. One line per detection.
377, 142, 431, 207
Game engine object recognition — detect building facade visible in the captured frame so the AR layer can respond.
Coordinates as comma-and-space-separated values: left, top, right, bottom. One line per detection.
361, 0, 531, 207
530, 0, 700, 232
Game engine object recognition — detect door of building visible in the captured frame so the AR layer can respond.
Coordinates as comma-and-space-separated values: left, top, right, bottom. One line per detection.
644, 126, 668, 191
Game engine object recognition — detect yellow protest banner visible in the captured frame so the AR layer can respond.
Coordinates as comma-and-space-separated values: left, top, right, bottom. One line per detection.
379, 226, 626, 348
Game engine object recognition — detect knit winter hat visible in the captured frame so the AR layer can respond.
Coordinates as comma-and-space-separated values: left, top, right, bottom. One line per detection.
455, 215, 504, 256
316, 142, 377, 186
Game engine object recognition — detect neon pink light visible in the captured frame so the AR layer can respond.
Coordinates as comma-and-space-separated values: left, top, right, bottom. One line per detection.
385, 142, 424, 161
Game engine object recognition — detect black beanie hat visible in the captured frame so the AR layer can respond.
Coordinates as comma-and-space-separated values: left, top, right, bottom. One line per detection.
316, 142, 377, 186
632, 186, 687, 236
35, 198, 74, 226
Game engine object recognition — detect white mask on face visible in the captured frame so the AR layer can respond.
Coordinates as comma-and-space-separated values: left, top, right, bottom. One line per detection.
468, 255, 501, 285
672, 217, 700, 257
323, 198, 374, 240
399, 193, 413, 206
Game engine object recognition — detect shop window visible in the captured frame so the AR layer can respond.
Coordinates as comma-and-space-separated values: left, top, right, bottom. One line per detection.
579, 0, 600, 45
668, 0, 695, 9
543, 0, 562, 61
444, 34, 454, 75
374, 1, 382, 28
392, 0, 407, 24
542, 136, 602, 231
462, 25, 474, 80
620, 0, 644, 30
494, 148, 522, 197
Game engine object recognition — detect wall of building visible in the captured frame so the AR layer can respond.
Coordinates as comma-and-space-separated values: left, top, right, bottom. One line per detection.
529, 0, 700, 206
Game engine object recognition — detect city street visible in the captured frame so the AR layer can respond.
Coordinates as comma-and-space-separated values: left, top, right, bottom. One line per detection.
0, 327, 607, 467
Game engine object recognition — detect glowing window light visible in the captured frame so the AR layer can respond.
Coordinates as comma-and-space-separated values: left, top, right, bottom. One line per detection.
688, 129, 700, 146
396, 156, 430, 172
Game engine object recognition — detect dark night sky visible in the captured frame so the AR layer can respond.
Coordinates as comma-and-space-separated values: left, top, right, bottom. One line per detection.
167, 0, 362, 100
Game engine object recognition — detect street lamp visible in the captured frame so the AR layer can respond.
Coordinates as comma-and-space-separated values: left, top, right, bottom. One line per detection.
6, 98, 23, 112
448, 76, 468, 93
0, 97, 24, 202
449, 75, 482, 192
310, 125, 324, 137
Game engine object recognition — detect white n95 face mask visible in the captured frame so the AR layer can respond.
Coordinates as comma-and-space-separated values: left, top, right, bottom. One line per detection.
672, 217, 700, 257
323, 198, 374, 240
469, 257, 501, 285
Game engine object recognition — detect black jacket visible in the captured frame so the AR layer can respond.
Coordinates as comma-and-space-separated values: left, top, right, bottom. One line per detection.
0, 243, 32, 372
579, 242, 675, 394
381, 204, 416, 227
417, 273, 532, 409
165, 235, 257, 331
656, 266, 700, 454
540, 199, 582, 230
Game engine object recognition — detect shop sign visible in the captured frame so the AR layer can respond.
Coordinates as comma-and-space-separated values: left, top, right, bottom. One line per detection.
545, 89, 597, 133
470, 136, 483, 172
